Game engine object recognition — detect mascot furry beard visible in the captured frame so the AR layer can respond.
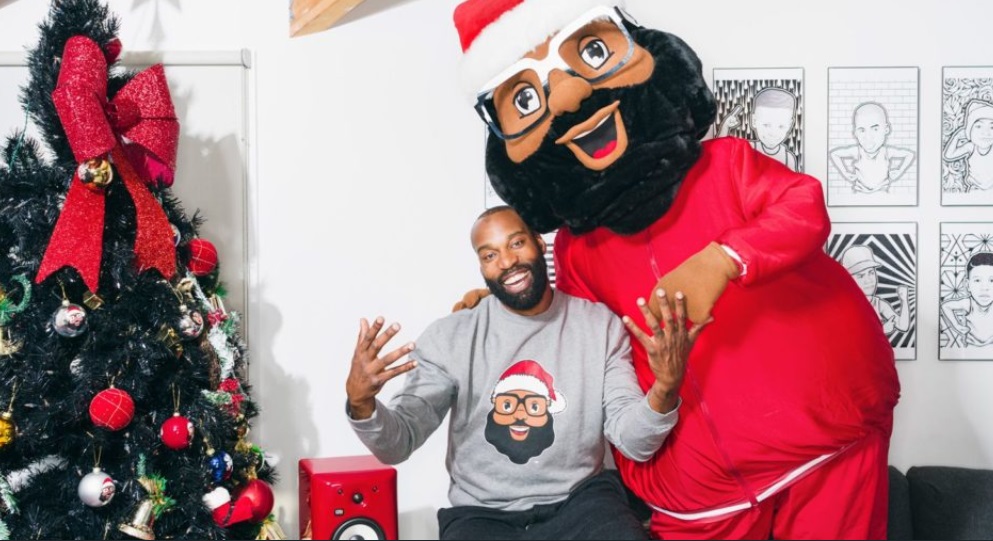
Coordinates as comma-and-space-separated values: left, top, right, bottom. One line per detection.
454, 0, 900, 539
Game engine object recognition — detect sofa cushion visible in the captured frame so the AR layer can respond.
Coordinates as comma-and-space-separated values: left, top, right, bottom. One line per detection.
907, 466, 993, 540
888, 466, 913, 540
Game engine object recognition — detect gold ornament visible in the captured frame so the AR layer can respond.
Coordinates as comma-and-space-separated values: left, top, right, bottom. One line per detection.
77, 158, 114, 191
0, 411, 15, 449
0, 328, 21, 357
118, 498, 155, 540
176, 277, 197, 296
119, 475, 172, 540
82, 291, 105, 310
256, 515, 287, 540
157, 325, 184, 358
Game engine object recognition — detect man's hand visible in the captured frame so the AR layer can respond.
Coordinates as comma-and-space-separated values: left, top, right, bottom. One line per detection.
966, 321, 993, 347
649, 242, 740, 324
623, 289, 711, 414
346, 317, 417, 420
716, 105, 743, 137
452, 288, 491, 312
897, 285, 909, 301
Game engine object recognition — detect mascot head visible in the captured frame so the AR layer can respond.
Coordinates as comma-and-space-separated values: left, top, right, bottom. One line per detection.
455, 0, 716, 235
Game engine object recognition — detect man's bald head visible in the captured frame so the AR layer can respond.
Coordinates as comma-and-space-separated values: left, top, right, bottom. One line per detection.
472, 206, 538, 249
852, 102, 891, 154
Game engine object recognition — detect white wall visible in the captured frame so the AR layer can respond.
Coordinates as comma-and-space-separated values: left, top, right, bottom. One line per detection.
3, 1, 993, 539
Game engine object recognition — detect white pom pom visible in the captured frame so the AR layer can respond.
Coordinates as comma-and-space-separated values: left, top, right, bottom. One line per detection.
202, 486, 231, 510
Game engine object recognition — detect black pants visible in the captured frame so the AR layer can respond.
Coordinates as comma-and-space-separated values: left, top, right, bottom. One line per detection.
437, 471, 648, 540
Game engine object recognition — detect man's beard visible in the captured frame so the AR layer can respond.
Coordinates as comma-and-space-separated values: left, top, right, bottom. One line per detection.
485, 25, 716, 235
484, 255, 549, 312
484, 413, 555, 465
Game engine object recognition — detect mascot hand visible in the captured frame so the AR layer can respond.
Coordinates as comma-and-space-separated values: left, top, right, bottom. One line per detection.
649, 242, 740, 324
452, 288, 491, 312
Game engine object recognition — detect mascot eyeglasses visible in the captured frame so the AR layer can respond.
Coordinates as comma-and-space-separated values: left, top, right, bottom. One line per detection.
474, 6, 637, 140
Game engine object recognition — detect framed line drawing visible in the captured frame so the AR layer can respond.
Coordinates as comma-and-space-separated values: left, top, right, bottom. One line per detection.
826, 222, 918, 360
713, 67, 804, 172
941, 67, 993, 206
827, 67, 919, 207
939, 223, 993, 360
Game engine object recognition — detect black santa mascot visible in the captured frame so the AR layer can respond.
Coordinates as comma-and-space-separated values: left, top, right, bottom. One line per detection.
450, 0, 900, 538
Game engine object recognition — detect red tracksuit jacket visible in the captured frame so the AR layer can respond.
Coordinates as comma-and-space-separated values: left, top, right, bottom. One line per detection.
554, 137, 900, 515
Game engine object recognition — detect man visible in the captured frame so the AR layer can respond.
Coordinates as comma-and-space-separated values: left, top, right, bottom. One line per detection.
941, 251, 993, 347
841, 244, 910, 336
943, 99, 993, 192
346, 206, 709, 540
829, 102, 916, 193
451, 1, 899, 538
717, 88, 800, 171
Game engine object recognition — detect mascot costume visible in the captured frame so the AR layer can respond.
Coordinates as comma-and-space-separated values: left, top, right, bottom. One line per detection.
451, 0, 900, 538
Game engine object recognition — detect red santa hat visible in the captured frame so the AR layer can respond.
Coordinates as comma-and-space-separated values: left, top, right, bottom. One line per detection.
491, 360, 567, 414
454, 0, 625, 99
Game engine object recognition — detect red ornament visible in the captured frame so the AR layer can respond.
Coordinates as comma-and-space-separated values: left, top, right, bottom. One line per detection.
187, 239, 218, 276
160, 413, 194, 450
237, 479, 275, 523
89, 387, 135, 431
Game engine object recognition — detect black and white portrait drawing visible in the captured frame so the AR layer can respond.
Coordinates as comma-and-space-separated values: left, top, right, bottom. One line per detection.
939, 223, 993, 360
827, 223, 918, 360
942, 67, 993, 206
713, 68, 804, 172
827, 68, 919, 207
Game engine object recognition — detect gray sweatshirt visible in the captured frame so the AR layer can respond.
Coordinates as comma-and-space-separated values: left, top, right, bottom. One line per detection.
348, 291, 677, 511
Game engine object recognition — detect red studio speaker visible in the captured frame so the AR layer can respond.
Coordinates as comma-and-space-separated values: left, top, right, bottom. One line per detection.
300, 455, 398, 540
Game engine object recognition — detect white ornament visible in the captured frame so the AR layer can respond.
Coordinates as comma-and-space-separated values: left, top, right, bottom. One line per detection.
78, 468, 116, 507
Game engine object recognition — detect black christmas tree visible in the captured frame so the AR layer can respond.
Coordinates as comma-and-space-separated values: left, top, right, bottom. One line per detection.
0, 1, 280, 539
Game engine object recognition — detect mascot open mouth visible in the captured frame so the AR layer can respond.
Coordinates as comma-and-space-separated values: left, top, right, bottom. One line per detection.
556, 101, 628, 170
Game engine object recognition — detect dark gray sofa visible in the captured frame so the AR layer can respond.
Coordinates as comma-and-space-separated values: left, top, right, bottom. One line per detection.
888, 465, 993, 540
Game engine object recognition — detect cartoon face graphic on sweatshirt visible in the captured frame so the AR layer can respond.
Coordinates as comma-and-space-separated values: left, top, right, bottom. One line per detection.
484, 360, 567, 464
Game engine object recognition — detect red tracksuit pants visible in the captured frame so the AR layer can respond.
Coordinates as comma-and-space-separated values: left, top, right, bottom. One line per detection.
649, 430, 891, 540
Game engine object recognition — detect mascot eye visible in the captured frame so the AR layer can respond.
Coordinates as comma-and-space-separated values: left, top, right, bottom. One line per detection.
513, 86, 542, 117
579, 39, 610, 69
529, 402, 540, 414
499, 400, 514, 413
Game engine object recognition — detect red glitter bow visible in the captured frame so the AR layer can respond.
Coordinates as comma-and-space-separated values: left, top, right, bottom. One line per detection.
35, 36, 179, 293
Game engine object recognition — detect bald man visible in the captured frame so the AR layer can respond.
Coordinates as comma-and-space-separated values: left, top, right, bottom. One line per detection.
829, 102, 916, 193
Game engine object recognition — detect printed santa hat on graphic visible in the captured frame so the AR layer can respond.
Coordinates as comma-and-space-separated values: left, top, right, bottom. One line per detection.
492, 360, 567, 414
454, 0, 625, 98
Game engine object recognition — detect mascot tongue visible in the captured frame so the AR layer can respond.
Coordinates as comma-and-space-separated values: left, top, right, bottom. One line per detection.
575, 117, 618, 159
592, 141, 616, 160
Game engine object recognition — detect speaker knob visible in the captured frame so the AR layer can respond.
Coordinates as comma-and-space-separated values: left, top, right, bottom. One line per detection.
352, 492, 364, 504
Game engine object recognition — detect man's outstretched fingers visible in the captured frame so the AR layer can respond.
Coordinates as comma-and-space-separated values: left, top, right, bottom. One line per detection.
622, 315, 653, 350
371, 322, 401, 353
638, 297, 663, 337
355, 318, 369, 349
362, 317, 385, 349
381, 359, 418, 384
674, 292, 688, 328
372, 342, 416, 372
656, 289, 675, 335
